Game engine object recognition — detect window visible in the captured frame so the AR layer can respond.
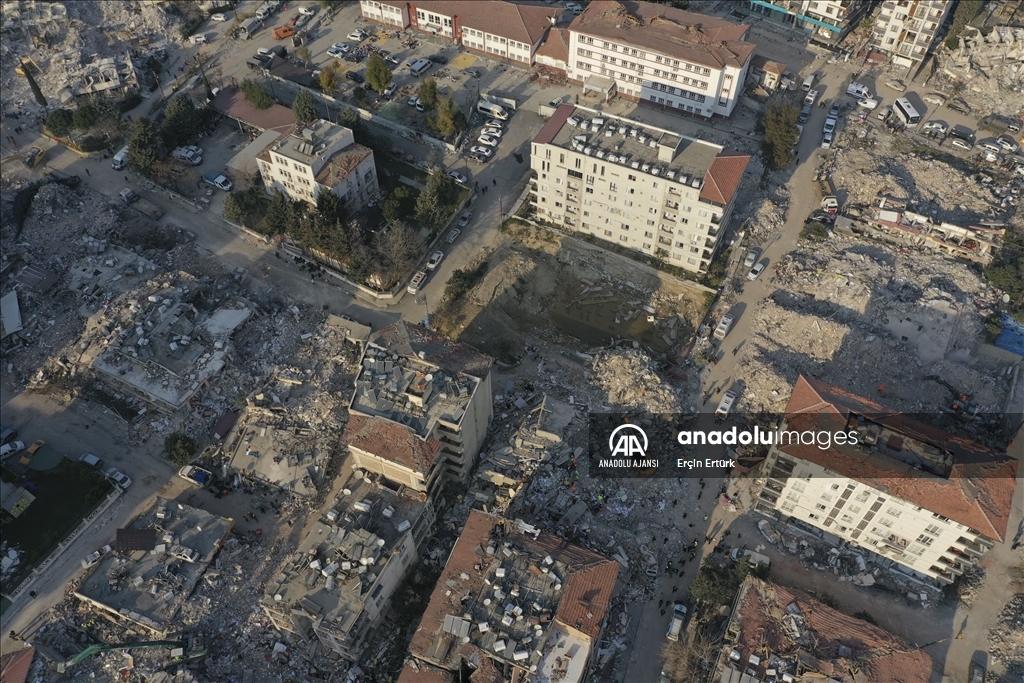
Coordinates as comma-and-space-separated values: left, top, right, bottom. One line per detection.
879, 517, 894, 527
644, 231, 653, 238
924, 524, 943, 536
831, 483, 840, 490
808, 513, 821, 521
781, 501, 796, 513
687, 257, 696, 265
619, 235, 628, 242
791, 481, 806, 493
840, 514, 854, 523
820, 493, 833, 502
604, 230, 613, 237
628, 174, 637, 181
915, 534, 934, 546
815, 503, 827, 511
854, 490, 870, 503
848, 505, 861, 514
642, 242, 652, 249
886, 507, 902, 518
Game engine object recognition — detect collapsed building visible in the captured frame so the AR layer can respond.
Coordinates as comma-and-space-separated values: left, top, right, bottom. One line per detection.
408, 510, 620, 683
866, 197, 1005, 265
74, 498, 234, 634
755, 376, 1017, 586
261, 470, 435, 662
345, 321, 494, 495
717, 576, 933, 683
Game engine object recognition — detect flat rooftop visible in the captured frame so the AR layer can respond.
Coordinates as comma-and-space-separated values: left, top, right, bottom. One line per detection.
270, 119, 353, 166
75, 498, 234, 633
226, 413, 324, 497
262, 472, 429, 634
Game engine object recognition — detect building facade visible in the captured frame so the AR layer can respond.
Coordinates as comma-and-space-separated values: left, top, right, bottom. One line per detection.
256, 119, 379, 208
531, 105, 750, 274
567, 1, 755, 118
748, 0, 873, 46
755, 376, 1017, 585
869, 0, 953, 69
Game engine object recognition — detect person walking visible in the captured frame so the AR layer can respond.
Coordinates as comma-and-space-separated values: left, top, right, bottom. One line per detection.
492, 178, 497, 186
672, 586, 678, 593
85, 167, 91, 176
660, 609, 666, 616
125, 175, 129, 182
28, 591, 37, 599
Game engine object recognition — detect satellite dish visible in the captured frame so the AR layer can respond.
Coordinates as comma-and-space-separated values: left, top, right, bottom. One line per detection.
353, 469, 364, 479
377, 538, 385, 547
274, 594, 283, 601
342, 489, 351, 495
425, 373, 434, 382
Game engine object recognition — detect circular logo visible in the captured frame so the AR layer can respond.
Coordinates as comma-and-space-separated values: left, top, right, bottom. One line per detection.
608, 423, 648, 458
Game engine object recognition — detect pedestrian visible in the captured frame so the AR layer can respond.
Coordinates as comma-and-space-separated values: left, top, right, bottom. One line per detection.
672, 585, 678, 593
703, 515, 708, 521
682, 512, 687, 519
125, 175, 129, 182
658, 600, 663, 608
660, 609, 666, 616
697, 490, 702, 500
688, 523, 694, 528
493, 178, 497, 186
663, 537, 668, 544
28, 591, 36, 599
85, 167, 91, 176
9, 630, 21, 641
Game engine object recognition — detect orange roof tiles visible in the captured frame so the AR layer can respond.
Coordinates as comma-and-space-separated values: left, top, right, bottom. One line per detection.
0, 647, 35, 683
554, 560, 621, 638
343, 413, 442, 475
750, 54, 787, 76
782, 376, 1017, 541
411, 1, 562, 46
533, 104, 576, 145
699, 150, 750, 205
731, 577, 932, 683
209, 86, 295, 133
536, 27, 570, 64
571, 1, 755, 70
314, 144, 373, 188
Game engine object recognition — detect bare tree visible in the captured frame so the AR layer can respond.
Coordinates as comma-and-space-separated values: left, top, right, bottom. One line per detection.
373, 221, 420, 289
660, 626, 721, 683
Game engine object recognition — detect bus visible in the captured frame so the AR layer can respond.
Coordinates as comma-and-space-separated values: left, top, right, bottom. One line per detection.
893, 98, 921, 126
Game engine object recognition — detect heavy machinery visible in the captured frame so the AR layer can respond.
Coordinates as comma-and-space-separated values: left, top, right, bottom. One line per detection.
57, 632, 206, 673
925, 375, 980, 420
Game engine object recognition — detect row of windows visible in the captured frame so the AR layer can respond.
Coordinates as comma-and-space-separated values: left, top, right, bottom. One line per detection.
577, 34, 713, 77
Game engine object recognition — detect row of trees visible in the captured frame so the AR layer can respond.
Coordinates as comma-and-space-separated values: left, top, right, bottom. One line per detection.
124, 94, 206, 176
416, 77, 467, 138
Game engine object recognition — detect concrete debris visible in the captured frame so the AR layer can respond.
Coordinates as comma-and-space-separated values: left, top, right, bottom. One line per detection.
988, 594, 1024, 677
591, 348, 683, 413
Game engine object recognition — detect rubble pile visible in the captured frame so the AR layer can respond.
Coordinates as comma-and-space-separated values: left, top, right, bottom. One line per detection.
936, 25, 1024, 113
735, 240, 1010, 414
735, 184, 790, 244
988, 594, 1024, 677
591, 348, 684, 412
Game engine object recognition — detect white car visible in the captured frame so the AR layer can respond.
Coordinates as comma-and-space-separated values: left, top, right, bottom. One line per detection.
821, 131, 834, 148
426, 251, 444, 270
383, 82, 397, 97
748, 262, 766, 280
327, 47, 347, 59
210, 13, 227, 21
951, 138, 973, 151
0, 440, 25, 458
348, 30, 367, 41
447, 171, 468, 184
481, 126, 503, 138
470, 145, 493, 158
407, 270, 427, 295
298, 5, 316, 15
923, 93, 946, 106
857, 98, 878, 110
996, 137, 1019, 152
105, 467, 133, 489
923, 121, 948, 135
715, 391, 737, 420
823, 118, 836, 134
743, 249, 758, 268
477, 134, 499, 147
446, 228, 461, 244
485, 118, 505, 129
458, 211, 472, 227
185, 144, 203, 156
407, 96, 420, 107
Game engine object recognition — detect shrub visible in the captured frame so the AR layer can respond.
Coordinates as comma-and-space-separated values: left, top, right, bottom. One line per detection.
164, 432, 198, 466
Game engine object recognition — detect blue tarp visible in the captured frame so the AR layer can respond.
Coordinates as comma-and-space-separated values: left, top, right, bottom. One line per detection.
995, 313, 1024, 356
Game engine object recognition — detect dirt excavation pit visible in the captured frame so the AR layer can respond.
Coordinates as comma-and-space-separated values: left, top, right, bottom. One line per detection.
443, 229, 710, 362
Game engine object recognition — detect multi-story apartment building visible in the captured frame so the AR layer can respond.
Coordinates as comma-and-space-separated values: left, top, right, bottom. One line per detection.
256, 119, 379, 208
531, 105, 750, 274
261, 471, 436, 661
755, 376, 1018, 586
748, 0, 873, 46
359, 1, 562, 66
567, 1, 756, 118
869, 0, 953, 69
346, 321, 493, 492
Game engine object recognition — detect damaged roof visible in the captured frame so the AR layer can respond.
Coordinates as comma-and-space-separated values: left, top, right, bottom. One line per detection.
782, 375, 1018, 541
369, 321, 493, 379
343, 413, 442, 475
700, 150, 751, 206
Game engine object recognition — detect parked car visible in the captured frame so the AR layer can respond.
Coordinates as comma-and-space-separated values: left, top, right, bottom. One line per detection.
81, 544, 112, 569
348, 30, 367, 41
470, 145, 493, 158
407, 96, 420, 107
0, 441, 25, 458
748, 262, 766, 280
179, 465, 213, 487
743, 250, 758, 268
666, 603, 688, 641
211, 13, 228, 21
185, 145, 204, 156
346, 71, 364, 83
481, 126, 503, 138
345, 53, 363, 63
105, 467, 133, 489
446, 228, 461, 244
298, 5, 316, 15
458, 211, 472, 227
327, 46, 347, 58
948, 98, 971, 114
384, 55, 400, 67
923, 93, 946, 106
26, 440, 45, 456
1, 425, 19, 444
951, 138, 974, 151
823, 118, 836, 134
821, 131, 834, 148
885, 78, 906, 92
923, 121, 948, 135
79, 452, 104, 470
715, 391, 737, 420
428, 54, 447, 64
996, 136, 1020, 152
426, 251, 444, 270
485, 118, 505, 129
203, 171, 233, 191
416, 101, 426, 112
857, 98, 879, 110
828, 103, 841, 118
463, 69, 481, 78
447, 171, 468, 184
407, 270, 427, 294
383, 82, 397, 97
876, 106, 891, 120
477, 134, 499, 147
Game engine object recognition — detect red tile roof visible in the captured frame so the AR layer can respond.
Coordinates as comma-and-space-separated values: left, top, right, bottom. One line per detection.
209, 86, 296, 133
314, 144, 374, 188
782, 376, 1018, 541
535, 27, 570, 64
730, 577, 932, 683
750, 54, 787, 76
0, 646, 35, 683
533, 104, 576, 145
571, 1, 755, 70
699, 150, 750, 205
411, 1, 562, 46
409, 510, 619, 669
343, 413, 442, 475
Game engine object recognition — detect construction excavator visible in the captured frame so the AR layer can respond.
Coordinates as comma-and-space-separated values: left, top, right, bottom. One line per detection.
56, 632, 207, 673
924, 375, 980, 420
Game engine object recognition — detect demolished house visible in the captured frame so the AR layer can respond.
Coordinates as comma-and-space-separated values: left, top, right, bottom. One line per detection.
408, 510, 620, 683
718, 576, 934, 683
75, 498, 234, 634
867, 197, 1004, 264
261, 470, 435, 662
348, 321, 493, 489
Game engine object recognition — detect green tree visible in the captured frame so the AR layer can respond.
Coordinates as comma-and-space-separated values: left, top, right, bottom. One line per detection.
162, 95, 201, 148
73, 104, 99, 132
945, 0, 984, 48
424, 169, 455, 205
44, 109, 74, 137
223, 192, 247, 224
263, 190, 298, 235
21, 61, 47, 107
127, 116, 164, 176
382, 185, 417, 223
690, 562, 741, 605
240, 78, 274, 109
430, 96, 467, 137
319, 64, 339, 92
164, 432, 197, 466
759, 97, 798, 170
417, 77, 439, 110
293, 88, 318, 124
414, 171, 455, 230
365, 54, 392, 94
316, 188, 346, 223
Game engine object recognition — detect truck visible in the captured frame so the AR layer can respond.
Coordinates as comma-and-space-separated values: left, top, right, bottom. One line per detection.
119, 188, 165, 220
203, 171, 233, 191
665, 602, 688, 641
816, 177, 839, 214
978, 114, 1022, 136
178, 465, 213, 487
272, 25, 296, 40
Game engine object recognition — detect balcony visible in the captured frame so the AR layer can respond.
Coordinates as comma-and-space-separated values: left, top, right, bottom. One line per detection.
763, 479, 784, 494
659, 225, 674, 235
936, 556, 967, 576
710, 214, 721, 225
928, 567, 956, 585
663, 213, 677, 222
759, 490, 779, 505
658, 236, 672, 246
702, 250, 712, 260
664, 200, 679, 210
954, 536, 987, 557
704, 237, 716, 249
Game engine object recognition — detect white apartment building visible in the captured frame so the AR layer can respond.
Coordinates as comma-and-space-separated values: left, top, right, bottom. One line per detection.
567, 1, 756, 118
256, 119, 379, 208
748, 0, 873, 45
870, 0, 953, 69
756, 376, 1018, 586
531, 105, 750, 274
358, 0, 409, 28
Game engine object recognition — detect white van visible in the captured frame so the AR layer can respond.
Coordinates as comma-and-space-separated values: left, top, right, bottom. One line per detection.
477, 100, 508, 120
409, 58, 431, 76
846, 82, 872, 100
801, 73, 815, 91
111, 146, 129, 170
190, 34, 207, 45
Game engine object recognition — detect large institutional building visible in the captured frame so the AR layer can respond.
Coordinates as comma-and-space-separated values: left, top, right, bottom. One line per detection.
755, 376, 1017, 585
530, 104, 750, 274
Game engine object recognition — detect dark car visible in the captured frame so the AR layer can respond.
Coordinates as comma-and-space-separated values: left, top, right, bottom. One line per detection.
428, 54, 448, 64
345, 53, 363, 63
948, 98, 971, 114
346, 71, 365, 84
